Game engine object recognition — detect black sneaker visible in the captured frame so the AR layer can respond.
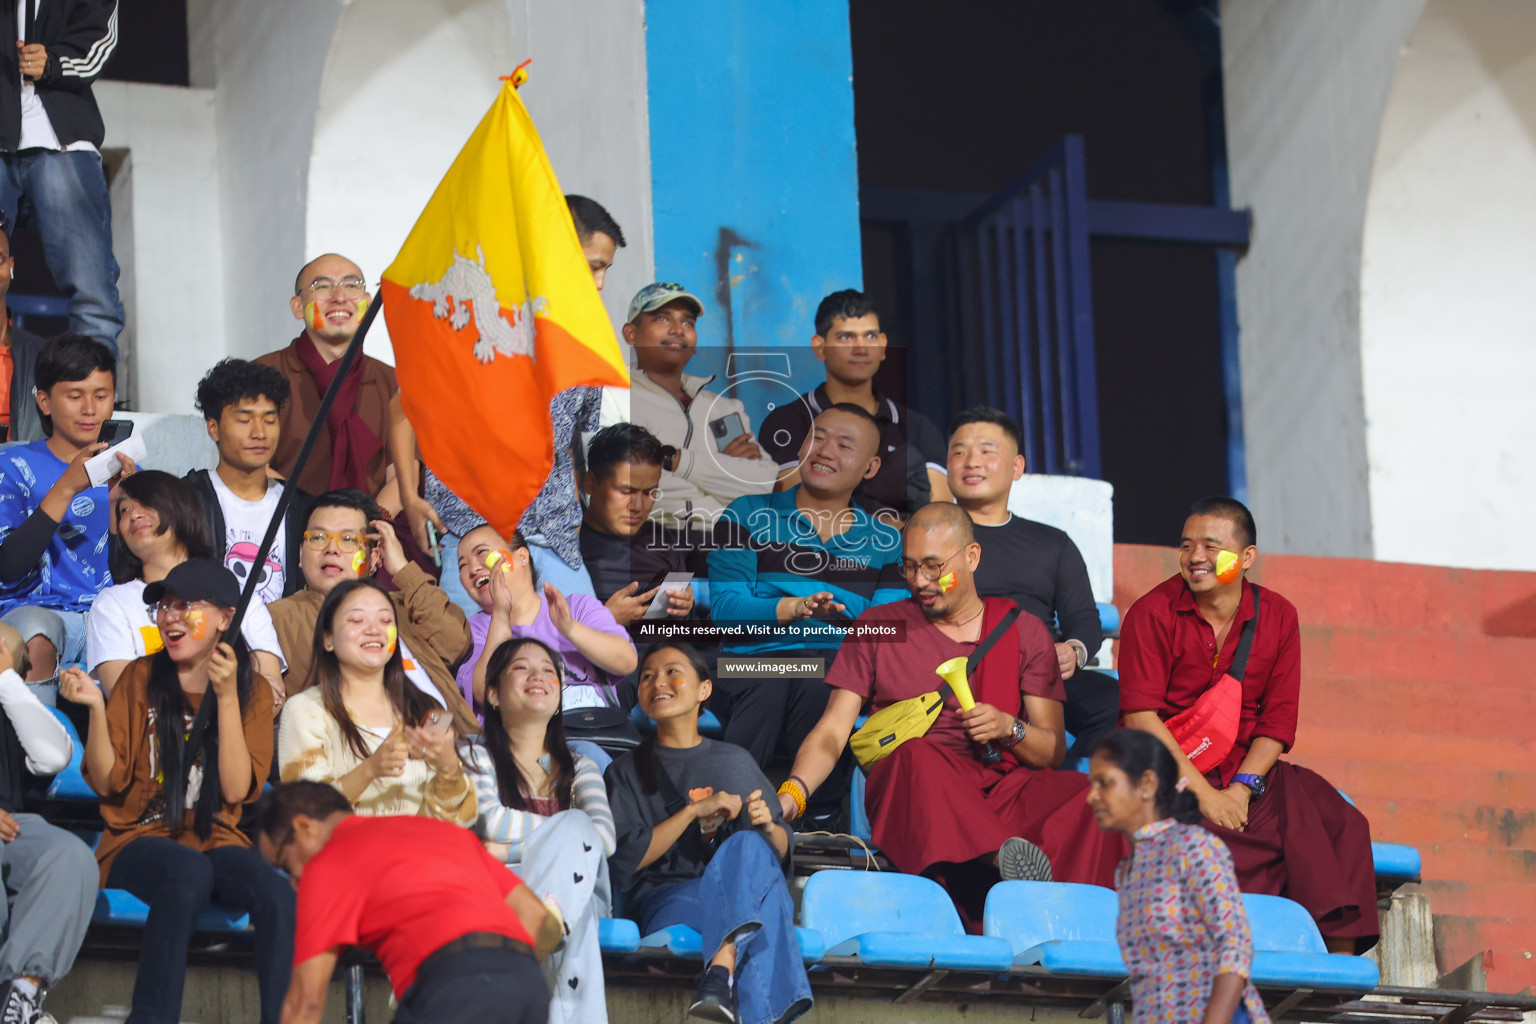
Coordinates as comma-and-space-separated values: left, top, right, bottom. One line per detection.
0, 983, 48, 1024
686, 964, 737, 1023
998, 836, 1053, 882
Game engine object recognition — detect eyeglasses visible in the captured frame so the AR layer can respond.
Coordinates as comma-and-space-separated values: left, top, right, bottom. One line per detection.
302, 529, 370, 553
899, 548, 965, 582
302, 277, 368, 299
154, 598, 206, 619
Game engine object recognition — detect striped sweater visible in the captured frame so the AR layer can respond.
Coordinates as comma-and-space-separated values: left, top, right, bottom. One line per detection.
464, 741, 616, 865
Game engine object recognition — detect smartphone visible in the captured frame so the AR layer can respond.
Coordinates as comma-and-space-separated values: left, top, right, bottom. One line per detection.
642, 572, 694, 619
424, 521, 441, 567
421, 709, 453, 737
98, 419, 134, 446
710, 413, 747, 452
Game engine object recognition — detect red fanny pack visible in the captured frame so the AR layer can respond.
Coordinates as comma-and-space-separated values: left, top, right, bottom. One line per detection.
1166, 589, 1259, 774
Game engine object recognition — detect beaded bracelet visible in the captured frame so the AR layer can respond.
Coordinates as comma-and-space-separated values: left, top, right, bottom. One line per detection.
776, 778, 808, 818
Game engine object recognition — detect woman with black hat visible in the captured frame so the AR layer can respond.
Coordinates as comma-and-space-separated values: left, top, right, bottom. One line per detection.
60, 558, 294, 1024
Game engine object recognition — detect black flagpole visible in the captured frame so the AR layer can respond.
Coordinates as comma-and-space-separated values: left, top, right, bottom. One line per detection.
226, 294, 384, 637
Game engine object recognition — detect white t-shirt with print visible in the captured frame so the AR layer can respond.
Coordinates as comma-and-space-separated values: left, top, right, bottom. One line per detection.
210, 472, 288, 604
84, 579, 287, 676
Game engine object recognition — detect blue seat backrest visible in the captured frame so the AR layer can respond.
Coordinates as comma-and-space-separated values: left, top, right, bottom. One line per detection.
983, 880, 1119, 953
800, 871, 964, 949
1097, 602, 1120, 634
45, 706, 95, 800
1241, 894, 1327, 955
849, 768, 871, 841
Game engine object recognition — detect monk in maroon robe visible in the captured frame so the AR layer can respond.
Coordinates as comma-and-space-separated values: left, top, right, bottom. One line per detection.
1118, 496, 1379, 953
780, 503, 1124, 930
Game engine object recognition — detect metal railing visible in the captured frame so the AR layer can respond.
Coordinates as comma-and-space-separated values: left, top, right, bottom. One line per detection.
942, 135, 1100, 478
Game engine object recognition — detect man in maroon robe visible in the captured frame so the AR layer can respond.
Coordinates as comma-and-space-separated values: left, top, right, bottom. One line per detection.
1118, 496, 1379, 952
780, 502, 1124, 928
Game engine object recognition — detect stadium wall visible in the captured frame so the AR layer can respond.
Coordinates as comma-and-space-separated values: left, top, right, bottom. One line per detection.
1114, 543, 1536, 993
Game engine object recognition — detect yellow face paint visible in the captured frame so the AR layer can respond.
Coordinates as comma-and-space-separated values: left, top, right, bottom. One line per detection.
351, 550, 367, 576
937, 571, 958, 593
485, 551, 503, 569
486, 549, 514, 573
185, 609, 207, 640
306, 300, 325, 333
385, 624, 398, 656
354, 295, 369, 318
1215, 550, 1242, 585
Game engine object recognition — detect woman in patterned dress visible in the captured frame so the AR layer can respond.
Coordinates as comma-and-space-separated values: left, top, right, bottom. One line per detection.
1087, 729, 1270, 1024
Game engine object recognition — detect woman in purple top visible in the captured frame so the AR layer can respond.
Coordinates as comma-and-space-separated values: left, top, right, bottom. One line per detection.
1088, 729, 1270, 1024
452, 525, 636, 713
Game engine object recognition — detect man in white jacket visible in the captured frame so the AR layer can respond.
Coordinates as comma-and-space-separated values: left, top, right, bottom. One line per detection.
0, 623, 98, 1024
622, 283, 778, 538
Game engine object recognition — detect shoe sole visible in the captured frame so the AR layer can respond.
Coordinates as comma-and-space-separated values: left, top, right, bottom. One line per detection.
999, 837, 1053, 882
685, 999, 736, 1023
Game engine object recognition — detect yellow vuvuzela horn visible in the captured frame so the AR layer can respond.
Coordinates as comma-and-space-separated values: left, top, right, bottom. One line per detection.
936, 657, 1001, 765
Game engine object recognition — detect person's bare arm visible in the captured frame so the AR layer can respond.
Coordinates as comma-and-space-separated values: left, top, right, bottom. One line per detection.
545, 584, 637, 676
209, 644, 257, 804
279, 952, 336, 1024
253, 651, 285, 707
639, 803, 703, 870
926, 467, 954, 503
59, 669, 114, 794
1224, 736, 1284, 820
779, 688, 862, 820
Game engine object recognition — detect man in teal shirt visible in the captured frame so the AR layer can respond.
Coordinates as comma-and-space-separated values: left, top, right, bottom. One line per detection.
707, 403, 906, 828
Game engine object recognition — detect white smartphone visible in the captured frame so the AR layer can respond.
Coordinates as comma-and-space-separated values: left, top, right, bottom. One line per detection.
641, 572, 695, 619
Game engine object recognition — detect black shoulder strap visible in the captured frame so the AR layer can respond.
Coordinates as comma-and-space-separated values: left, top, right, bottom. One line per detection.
1227, 588, 1261, 681
967, 603, 1022, 676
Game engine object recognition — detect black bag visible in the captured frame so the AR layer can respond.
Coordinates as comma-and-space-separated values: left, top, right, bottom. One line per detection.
563, 706, 643, 754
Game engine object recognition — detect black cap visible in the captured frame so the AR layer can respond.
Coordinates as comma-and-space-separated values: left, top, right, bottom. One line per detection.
143, 558, 242, 609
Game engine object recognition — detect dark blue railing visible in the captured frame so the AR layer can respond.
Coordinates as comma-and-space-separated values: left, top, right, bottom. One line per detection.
8, 293, 68, 329
944, 135, 1101, 478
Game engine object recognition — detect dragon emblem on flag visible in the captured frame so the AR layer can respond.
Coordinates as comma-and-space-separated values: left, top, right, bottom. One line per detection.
409, 244, 548, 363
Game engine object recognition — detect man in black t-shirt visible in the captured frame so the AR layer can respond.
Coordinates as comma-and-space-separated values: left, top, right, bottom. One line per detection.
758, 290, 949, 525
579, 423, 700, 638
947, 407, 1119, 756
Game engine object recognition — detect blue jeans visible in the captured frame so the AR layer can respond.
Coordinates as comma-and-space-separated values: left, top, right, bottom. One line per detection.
436, 532, 482, 617
0, 150, 124, 353
637, 831, 812, 1024
525, 534, 596, 600
107, 838, 295, 1024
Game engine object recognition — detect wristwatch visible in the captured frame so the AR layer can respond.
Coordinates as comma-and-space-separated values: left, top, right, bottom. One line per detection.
1231, 772, 1267, 799
1008, 718, 1027, 748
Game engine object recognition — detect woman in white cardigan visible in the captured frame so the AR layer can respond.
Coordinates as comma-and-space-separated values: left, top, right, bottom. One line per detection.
278, 578, 473, 824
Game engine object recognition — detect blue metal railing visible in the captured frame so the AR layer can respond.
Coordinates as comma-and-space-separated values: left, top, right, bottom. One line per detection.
8, 292, 68, 330
943, 135, 1101, 478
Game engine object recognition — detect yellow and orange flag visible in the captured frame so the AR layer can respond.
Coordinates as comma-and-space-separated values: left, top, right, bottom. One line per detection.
382, 80, 628, 539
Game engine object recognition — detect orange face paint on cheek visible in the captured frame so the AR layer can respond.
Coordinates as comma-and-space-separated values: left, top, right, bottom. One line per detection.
185, 610, 207, 640
306, 301, 324, 333
937, 572, 958, 593
351, 550, 367, 576
385, 625, 398, 656
1215, 550, 1242, 585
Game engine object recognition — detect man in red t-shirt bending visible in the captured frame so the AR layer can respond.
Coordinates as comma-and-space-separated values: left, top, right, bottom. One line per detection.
257, 782, 559, 1024
1118, 497, 1378, 953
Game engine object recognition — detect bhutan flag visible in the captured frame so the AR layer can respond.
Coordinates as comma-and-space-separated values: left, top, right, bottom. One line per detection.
382, 79, 628, 539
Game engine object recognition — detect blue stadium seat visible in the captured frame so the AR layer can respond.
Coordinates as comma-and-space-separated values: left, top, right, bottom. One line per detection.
1335, 790, 1422, 883
629, 704, 724, 738
1097, 602, 1120, 635
597, 917, 640, 954
849, 767, 871, 841
638, 922, 824, 964
1242, 894, 1379, 991
982, 880, 1127, 976
1371, 843, 1421, 882
46, 706, 96, 801
94, 889, 251, 933
800, 871, 1014, 972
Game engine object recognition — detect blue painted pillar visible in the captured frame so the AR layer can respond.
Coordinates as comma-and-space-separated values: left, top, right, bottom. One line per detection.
643, 0, 863, 356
